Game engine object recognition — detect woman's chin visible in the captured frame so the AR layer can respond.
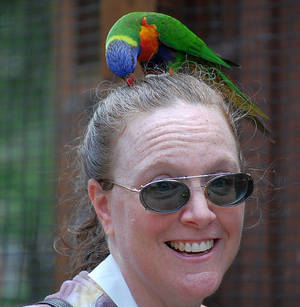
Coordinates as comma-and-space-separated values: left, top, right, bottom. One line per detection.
174, 271, 222, 305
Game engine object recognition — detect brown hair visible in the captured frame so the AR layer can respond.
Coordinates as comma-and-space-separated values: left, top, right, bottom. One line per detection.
57, 71, 246, 276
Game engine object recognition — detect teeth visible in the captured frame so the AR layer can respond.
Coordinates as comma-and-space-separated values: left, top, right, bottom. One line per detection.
179, 242, 185, 251
169, 240, 214, 253
185, 243, 192, 252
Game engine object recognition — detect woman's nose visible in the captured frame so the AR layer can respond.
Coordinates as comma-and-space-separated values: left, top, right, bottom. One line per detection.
179, 187, 217, 228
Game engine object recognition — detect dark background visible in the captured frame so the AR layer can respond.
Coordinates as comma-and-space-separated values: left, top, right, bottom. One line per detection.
1, 0, 299, 306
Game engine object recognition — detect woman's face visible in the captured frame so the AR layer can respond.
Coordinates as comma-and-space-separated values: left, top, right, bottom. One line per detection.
93, 102, 244, 307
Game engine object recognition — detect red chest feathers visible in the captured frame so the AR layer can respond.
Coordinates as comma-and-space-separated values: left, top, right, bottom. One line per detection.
138, 17, 160, 63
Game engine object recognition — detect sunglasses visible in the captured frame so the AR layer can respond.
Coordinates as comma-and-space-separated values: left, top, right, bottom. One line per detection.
100, 173, 254, 214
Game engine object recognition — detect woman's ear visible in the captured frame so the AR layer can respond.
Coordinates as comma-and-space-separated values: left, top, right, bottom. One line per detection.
88, 178, 114, 236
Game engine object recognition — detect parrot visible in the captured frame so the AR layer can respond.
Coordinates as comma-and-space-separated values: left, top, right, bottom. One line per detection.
105, 11, 271, 137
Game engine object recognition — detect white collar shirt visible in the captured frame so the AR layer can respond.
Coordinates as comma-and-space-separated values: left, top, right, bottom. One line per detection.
88, 254, 138, 307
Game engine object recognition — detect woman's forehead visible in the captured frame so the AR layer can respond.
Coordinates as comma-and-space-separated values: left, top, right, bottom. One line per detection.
112, 103, 239, 177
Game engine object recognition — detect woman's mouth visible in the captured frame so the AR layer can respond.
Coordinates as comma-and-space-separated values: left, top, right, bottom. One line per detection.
166, 239, 215, 255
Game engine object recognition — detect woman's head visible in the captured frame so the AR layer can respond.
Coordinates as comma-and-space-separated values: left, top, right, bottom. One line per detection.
81, 73, 243, 184
85, 73, 249, 305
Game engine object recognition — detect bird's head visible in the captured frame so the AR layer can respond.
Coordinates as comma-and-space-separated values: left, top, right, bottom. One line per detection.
106, 40, 140, 79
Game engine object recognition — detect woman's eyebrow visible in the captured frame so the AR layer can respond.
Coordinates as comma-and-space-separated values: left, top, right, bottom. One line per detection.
205, 158, 240, 173
137, 157, 240, 182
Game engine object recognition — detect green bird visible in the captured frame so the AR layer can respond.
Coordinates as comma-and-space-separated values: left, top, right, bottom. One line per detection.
106, 11, 270, 127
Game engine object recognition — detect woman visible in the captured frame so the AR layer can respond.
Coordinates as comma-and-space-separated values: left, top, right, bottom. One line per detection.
26, 72, 255, 307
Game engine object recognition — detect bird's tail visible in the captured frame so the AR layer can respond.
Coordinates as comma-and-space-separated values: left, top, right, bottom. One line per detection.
213, 68, 274, 142
216, 68, 269, 119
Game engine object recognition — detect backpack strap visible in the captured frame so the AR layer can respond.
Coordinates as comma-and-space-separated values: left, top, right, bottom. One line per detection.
35, 298, 73, 307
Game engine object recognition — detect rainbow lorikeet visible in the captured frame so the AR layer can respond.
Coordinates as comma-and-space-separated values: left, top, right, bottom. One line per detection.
105, 11, 270, 124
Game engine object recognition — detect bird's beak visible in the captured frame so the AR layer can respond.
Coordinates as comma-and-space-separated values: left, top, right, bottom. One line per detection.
125, 74, 135, 86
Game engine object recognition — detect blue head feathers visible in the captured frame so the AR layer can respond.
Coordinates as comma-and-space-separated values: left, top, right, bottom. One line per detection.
106, 40, 140, 78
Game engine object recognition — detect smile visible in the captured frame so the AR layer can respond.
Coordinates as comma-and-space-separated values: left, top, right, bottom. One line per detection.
166, 240, 214, 253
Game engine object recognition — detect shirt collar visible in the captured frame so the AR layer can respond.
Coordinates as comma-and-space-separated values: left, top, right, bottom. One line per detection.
88, 254, 138, 307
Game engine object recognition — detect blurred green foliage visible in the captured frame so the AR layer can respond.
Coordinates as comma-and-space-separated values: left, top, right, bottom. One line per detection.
0, 0, 56, 305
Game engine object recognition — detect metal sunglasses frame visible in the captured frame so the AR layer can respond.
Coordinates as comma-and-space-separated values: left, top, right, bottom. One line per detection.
100, 172, 254, 213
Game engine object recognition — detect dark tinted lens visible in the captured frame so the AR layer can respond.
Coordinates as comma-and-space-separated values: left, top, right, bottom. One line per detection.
140, 180, 190, 213
206, 173, 253, 206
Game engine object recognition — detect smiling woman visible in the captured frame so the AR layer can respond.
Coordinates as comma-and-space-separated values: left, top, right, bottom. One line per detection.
24, 71, 258, 307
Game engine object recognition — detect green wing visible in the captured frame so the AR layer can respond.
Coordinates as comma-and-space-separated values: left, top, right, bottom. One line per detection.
145, 12, 230, 68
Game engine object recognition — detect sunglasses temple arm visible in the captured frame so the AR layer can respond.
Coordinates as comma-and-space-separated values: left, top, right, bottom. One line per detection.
112, 182, 140, 193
